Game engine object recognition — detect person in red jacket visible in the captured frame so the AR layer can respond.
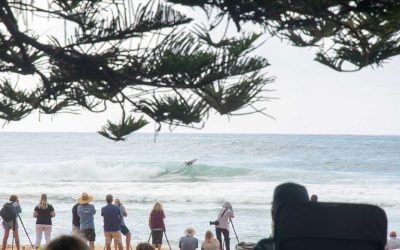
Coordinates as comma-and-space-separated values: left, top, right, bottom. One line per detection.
148, 202, 166, 250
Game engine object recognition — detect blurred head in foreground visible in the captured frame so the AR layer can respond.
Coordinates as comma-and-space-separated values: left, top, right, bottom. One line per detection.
137, 242, 155, 250
272, 182, 309, 220
45, 235, 89, 250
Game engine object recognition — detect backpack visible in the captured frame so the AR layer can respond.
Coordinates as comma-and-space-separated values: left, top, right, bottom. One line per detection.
0, 202, 17, 223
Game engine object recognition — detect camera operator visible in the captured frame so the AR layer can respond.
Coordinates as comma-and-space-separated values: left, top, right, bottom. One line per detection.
214, 202, 234, 250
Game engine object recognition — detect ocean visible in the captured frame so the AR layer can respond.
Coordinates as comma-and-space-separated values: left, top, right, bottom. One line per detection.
0, 133, 399, 247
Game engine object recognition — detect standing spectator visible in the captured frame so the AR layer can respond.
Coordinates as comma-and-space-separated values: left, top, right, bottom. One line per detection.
114, 199, 131, 250
33, 194, 55, 248
101, 194, 123, 250
1, 195, 22, 250
77, 192, 96, 250
179, 228, 198, 250
215, 202, 234, 250
72, 202, 80, 235
148, 202, 166, 250
201, 231, 220, 250
386, 231, 400, 250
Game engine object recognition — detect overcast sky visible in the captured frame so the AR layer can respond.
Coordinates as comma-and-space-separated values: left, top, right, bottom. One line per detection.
1, 3, 399, 135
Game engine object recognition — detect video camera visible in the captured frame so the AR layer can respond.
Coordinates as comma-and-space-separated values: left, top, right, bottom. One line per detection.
209, 220, 220, 226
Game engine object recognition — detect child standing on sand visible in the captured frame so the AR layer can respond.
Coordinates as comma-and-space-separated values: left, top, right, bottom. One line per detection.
149, 202, 166, 250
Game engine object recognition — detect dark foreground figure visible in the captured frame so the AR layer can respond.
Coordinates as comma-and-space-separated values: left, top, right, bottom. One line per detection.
256, 182, 387, 250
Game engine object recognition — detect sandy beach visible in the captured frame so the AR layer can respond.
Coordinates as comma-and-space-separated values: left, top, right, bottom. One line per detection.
2, 245, 169, 250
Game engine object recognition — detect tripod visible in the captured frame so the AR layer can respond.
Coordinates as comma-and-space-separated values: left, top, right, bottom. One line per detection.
230, 219, 240, 244
18, 214, 34, 249
163, 231, 172, 250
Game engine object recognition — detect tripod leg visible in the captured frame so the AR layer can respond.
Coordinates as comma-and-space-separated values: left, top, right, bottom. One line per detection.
229, 219, 240, 244
163, 231, 172, 250
17, 214, 34, 249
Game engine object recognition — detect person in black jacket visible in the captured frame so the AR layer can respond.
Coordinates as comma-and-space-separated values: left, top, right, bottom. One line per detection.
72, 202, 80, 235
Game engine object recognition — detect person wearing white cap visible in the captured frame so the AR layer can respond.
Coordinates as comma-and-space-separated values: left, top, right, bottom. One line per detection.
215, 202, 234, 250
179, 227, 198, 250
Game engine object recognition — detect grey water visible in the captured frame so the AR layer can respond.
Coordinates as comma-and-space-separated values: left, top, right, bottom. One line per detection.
0, 133, 399, 246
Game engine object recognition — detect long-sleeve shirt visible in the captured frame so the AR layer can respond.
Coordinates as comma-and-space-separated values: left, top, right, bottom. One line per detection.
72, 203, 80, 227
149, 211, 165, 230
117, 204, 127, 226
215, 208, 234, 229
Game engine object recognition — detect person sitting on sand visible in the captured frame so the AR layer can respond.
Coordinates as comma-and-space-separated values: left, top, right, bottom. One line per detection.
201, 230, 220, 250
45, 235, 89, 250
114, 199, 132, 250
77, 192, 96, 250
101, 194, 123, 250
386, 231, 400, 250
179, 228, 198, 250
215, 202, 234, 250
2, 195, 22, 250
33, 194, 55, 249
149, 202, 166, 250
310, 194, 318, 202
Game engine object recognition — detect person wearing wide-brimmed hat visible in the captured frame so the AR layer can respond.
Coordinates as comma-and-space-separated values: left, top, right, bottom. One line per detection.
179, 227, 198, 250
215, 202, 234, 250
77, 192, 96, 250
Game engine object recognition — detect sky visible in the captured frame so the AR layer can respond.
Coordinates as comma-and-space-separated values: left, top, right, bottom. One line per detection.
1, 3, 399, 135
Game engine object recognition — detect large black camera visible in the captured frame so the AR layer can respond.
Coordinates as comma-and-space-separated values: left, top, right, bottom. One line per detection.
209, 220, 219, 226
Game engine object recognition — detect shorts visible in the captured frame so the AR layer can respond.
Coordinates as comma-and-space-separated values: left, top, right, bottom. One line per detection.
152, 230, 163, 245
2, 220, 18, 230
81, 228, 96, 242
105, 231, 122, 245
120, 225, 130, 236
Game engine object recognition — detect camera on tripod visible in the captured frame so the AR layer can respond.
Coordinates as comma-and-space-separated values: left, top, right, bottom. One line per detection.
209, 220, 220, 226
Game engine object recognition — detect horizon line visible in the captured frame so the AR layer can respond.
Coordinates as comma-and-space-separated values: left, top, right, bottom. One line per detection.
0, 131, 399, 137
